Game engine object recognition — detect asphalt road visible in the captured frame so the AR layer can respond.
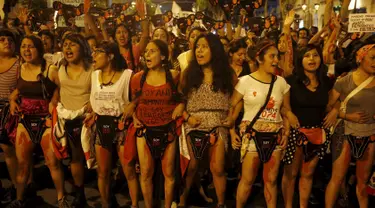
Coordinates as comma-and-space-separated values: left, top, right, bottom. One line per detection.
1, 152, 370, 208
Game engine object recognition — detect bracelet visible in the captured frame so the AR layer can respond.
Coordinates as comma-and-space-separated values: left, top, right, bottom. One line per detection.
186, 114, 191, 122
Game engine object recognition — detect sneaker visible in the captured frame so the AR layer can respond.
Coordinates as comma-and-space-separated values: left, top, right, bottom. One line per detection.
2, 186, 16, 202
308, 193, 320, 205
5, 200, 25, 208
71, 186, 87, 208
58, 196, 71, 208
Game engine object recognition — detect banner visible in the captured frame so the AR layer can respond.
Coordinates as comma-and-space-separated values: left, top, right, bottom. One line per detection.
53, 0, 85, 27
348, 13, 375, 33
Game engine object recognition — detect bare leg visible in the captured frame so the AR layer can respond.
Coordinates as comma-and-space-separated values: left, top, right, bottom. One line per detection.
0, 144, 17, 185
95, 144, 112, 208
236, 152, 260, 208
118, 145, 139, 207
299, 156, 320, 208
282, 146, 303, 208
14, 125, 35, 201
263, 150, 283, 208
69, 139, 85, 187
208, 138, 226, 205
178, 136, 199, 207
355, 142, 375, 208
325, 140, 351, 208
41, 129, 65, 200
161, 139, 176, 208
137, 137, 154, 208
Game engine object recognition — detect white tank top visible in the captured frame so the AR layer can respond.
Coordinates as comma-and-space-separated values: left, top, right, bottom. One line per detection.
90, 69, 132, 117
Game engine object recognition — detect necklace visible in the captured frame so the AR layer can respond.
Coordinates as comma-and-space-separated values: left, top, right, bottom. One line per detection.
100, 71, 116, 89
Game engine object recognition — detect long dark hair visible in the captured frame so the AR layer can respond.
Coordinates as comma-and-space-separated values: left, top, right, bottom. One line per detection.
21, 35, 47, 73
114, 24, 135, 70
294, 44, 328, 87
96, 41, 127, 71
136, 40, 180, 102
182, 33, 234, 95
62, 33, 92, 70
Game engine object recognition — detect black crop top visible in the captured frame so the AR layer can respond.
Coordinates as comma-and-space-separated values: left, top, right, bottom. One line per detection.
17, 65, 57, 100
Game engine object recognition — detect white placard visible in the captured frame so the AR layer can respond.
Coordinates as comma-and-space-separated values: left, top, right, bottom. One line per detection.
348, 13, 375, 33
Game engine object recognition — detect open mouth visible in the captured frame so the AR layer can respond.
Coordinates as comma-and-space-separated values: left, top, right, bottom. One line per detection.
118, 38, 126, 44
65, 51, 74, 58
308, 62, 317, 67
271, 63, 278, 67
23, 52, 32, 59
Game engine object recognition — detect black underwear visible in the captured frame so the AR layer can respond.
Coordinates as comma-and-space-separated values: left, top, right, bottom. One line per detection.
347, 135, 373, 159
65, 118, 83, 147
96, 115, 121, 150
252, 130, 279, 163
20, 115, 48, 144
188, 128, 217, 160
303, 141, 324, 162
139, 122, 175, 159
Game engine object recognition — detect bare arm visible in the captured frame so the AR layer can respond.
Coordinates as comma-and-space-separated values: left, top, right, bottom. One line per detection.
84, 14, 103, 41
226, 22, 233, 41
281, 10, 295, 77
323, 17, 341, 64
326, 88, 341, 112
308, 25, 328, 45
98, 17, 111, 41
340, 0, 351, 22
229, 90, 245, 119
324, 0, 334, 26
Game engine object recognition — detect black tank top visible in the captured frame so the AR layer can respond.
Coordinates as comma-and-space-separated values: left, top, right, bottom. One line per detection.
17, 65, 57, 100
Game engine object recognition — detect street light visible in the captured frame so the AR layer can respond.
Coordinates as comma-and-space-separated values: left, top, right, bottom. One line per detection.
314, 4, 320, 11
302, 4, 307, 11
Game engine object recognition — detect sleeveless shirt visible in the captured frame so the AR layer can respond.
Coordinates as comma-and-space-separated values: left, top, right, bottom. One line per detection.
59, 65, 92, 110
17, 65, 57, 99
131, 71, 179, 127
0, 59, 19, 100
90, 69, 132, 117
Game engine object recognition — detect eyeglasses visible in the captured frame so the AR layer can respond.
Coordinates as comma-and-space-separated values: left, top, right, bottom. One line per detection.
92, 49, 106, 56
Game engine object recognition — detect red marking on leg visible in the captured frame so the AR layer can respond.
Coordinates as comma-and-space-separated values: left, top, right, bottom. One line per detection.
263, 156, 276, 204
41, 134, 51, 162
263, 156, 275, 181
18, 132, 30, 159
264, 184, 272, 203
252, 156, 260, 170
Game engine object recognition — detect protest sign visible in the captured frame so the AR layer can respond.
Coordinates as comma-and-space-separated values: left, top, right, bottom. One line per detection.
348, 13, 375, 33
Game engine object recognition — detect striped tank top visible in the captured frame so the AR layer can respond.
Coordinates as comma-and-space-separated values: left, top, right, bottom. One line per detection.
0, 59, 19, 101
